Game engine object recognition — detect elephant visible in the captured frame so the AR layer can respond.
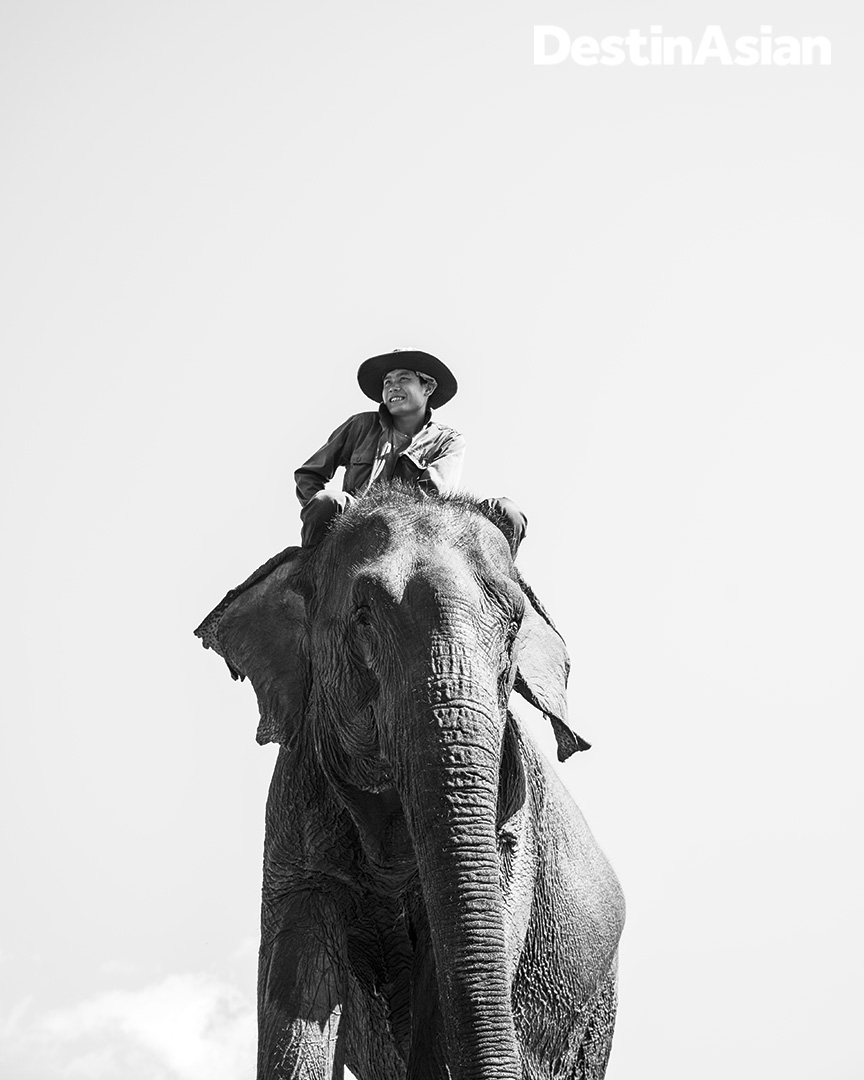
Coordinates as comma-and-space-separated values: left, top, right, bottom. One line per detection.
194, 485, 625, 1080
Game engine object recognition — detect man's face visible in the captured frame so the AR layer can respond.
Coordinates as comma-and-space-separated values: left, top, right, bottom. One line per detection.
381, 369, 431, 416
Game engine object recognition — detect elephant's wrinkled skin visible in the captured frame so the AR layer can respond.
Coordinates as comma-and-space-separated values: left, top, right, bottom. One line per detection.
195, 487, 624, 1080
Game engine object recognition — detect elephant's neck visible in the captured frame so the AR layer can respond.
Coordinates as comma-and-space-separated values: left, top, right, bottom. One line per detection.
330, 778, 417, 893
311, 701, 415, 889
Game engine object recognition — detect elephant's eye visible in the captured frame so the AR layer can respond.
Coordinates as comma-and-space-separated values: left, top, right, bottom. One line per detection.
353, 606, 373, 629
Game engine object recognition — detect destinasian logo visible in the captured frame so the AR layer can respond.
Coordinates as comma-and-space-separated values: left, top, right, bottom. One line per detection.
534, 25, 832, 67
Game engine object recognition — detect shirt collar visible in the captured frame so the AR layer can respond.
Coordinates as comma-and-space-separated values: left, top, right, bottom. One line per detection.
377, 403, 435, 433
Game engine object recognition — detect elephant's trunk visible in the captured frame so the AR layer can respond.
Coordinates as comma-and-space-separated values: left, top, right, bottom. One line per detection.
398, 683, 521, 1080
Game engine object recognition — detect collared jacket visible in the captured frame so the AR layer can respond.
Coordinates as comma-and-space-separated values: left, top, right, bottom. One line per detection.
295, 406, 465, 506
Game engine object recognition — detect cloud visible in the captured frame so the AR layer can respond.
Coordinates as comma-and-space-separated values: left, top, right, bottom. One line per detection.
0, 994, 35, 1040
1, 973, 255, 1080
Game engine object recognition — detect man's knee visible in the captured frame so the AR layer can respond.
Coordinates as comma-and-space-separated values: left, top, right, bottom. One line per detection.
481, 496, 528, 557
300, 491, 345, 547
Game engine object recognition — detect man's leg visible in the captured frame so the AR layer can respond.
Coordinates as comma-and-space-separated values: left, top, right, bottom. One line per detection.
300, 491, 351, 547
480, 496, 528, 557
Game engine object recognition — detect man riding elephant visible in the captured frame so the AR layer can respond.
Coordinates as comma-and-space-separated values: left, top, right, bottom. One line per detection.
295, 348, 528, 552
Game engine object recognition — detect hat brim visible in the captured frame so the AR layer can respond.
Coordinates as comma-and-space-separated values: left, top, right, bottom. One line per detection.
357, 351, 457, 410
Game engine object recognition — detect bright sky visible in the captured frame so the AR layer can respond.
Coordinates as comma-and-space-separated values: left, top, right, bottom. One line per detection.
1, 2, 862, 1078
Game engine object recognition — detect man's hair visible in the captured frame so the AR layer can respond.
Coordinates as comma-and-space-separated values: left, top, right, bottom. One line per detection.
415, 370, 438, 393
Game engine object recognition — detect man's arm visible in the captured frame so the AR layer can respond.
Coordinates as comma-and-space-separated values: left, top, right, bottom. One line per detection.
418, 433, 466, 494
294, 416, 356, 506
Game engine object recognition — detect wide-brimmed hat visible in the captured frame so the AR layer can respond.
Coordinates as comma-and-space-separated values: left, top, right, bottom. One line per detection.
357, 349, 457, 410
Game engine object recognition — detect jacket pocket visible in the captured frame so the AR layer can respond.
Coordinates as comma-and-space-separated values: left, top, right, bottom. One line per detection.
344, 449, 376, 494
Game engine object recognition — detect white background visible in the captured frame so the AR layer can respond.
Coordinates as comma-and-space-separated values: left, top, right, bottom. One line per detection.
2, 2, 862, 1078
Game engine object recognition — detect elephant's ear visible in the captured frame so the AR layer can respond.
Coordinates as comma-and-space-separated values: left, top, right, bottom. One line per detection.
512, 571, 590, 761
194, 547, 311, 746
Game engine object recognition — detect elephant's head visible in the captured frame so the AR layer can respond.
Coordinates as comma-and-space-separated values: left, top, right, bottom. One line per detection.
195, 486, 589, 1077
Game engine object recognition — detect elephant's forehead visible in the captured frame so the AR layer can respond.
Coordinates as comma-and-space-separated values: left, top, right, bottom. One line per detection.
338, 504, 470, 552
352, 544, 477, 596
348, 510, 504, 568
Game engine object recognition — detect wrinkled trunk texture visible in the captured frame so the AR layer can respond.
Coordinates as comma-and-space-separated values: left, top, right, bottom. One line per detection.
398, 673, 521, 1080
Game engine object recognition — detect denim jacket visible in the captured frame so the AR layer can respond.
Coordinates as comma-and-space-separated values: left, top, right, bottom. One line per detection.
295, 406, 465, 507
